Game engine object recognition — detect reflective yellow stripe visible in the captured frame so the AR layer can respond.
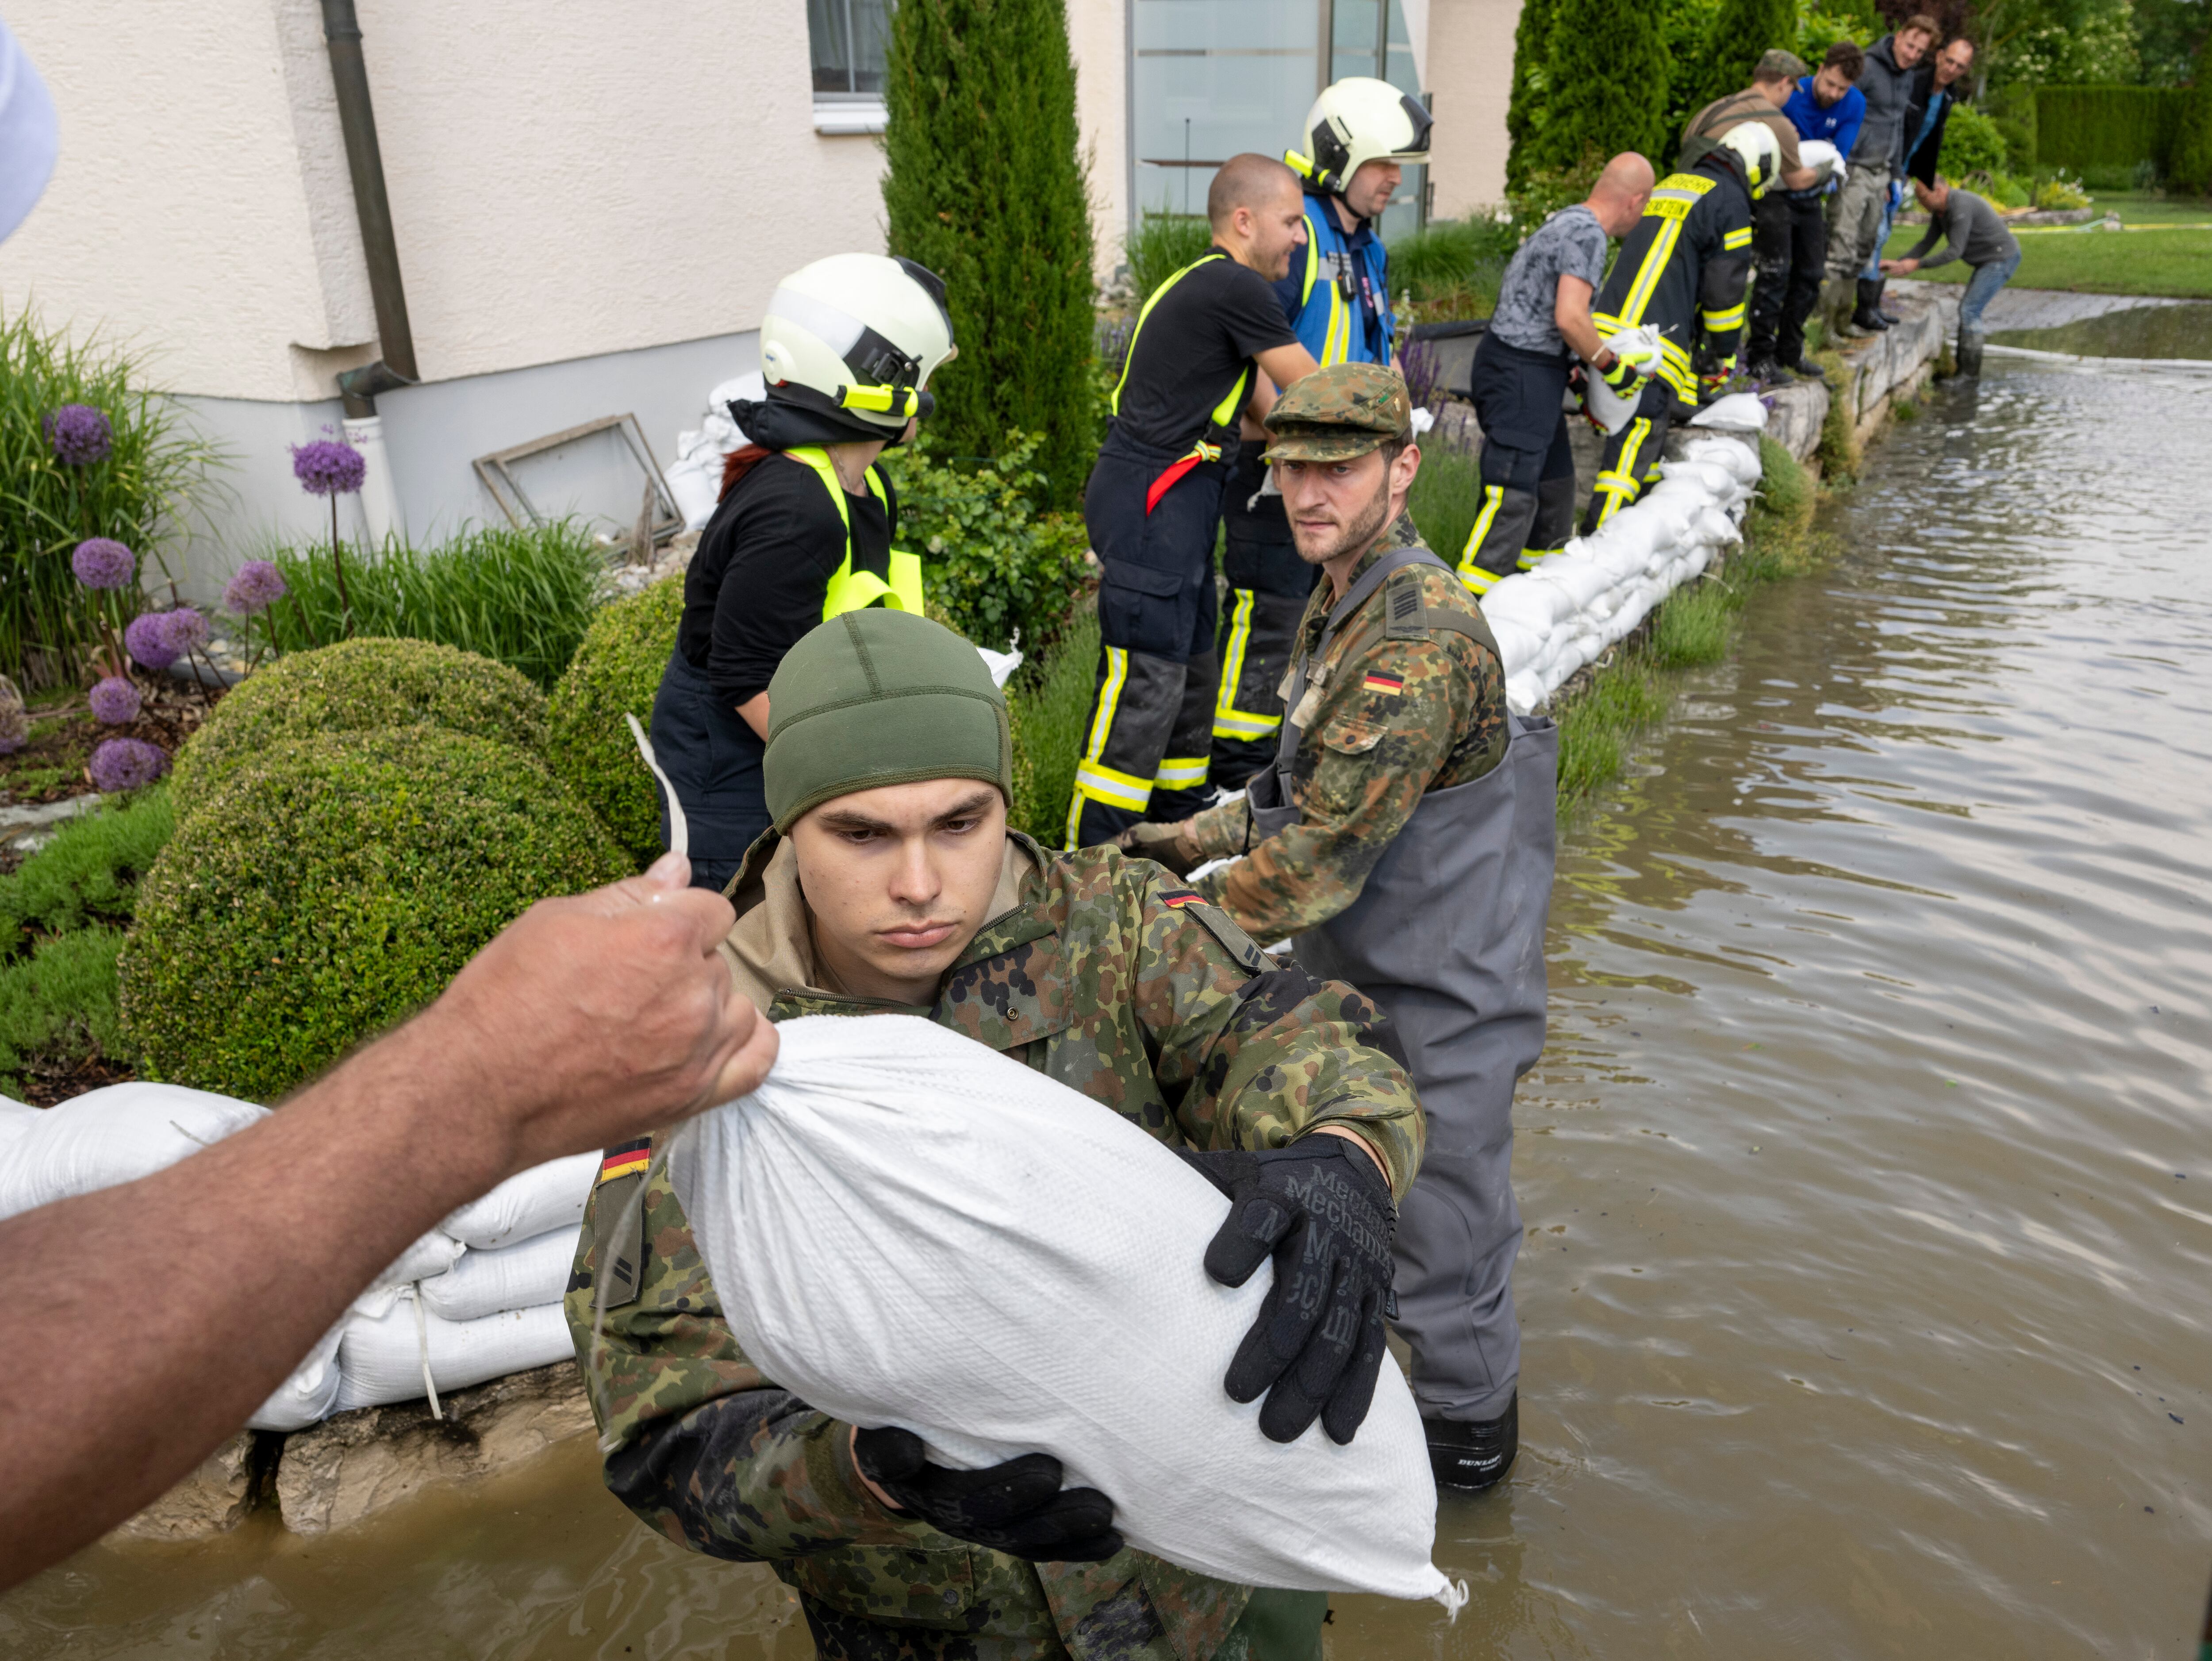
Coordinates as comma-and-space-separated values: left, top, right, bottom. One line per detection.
1517, 547, 1549, 570
1618, 216, 1685, 326
1210, 367, 1252, 430
1457, 483, 1505, 575
1702, 303, 1747, 331
1074, 761, 1153, 809
1153, 756, 1210, 789
1081, 645, 1128, 764
1722, 226, 1753, 250
1211, 587, 1283, 740
1459, 564, 1502, 595
1299, 224, 1321, 308
786, 448, 925, 619
1592, 418, 1653, 526
1111, 252, 1226, 416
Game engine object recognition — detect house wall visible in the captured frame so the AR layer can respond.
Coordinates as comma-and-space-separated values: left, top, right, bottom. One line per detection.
1426, 0, 1521, 216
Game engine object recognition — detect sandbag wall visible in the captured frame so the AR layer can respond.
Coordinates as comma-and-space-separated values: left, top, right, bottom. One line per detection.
0, 1086, 588, 1431
1477, 417, 1767, 714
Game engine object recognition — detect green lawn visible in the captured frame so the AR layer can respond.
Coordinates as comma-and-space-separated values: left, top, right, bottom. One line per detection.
1883, 192, 2212, 299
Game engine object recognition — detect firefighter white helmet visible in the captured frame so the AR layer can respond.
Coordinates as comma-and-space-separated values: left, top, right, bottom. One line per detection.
758, 253, 957, 431
1719, 121, 1783, 199
1288, 76, 1433, 197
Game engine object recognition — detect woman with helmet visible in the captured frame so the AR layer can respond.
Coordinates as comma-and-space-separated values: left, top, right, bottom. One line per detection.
649, 253, 956, 891
1581, 120, 1778, 531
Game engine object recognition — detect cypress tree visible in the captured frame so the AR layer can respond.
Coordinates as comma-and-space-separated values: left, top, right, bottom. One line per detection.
1520, 0, 1675, 183
2170, 25, 2212, 195
1503, 0, 1560, 192
881, 0, 1097, 507
1683, 0, 1801, 141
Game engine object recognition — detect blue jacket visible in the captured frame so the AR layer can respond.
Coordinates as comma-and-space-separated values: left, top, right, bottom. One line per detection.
1271, 185, 1394, 365
1784, 78, 1865, 197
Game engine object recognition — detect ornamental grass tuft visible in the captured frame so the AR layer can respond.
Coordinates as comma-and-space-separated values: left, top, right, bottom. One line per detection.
168, 636, 548, 821
119, 727, 630, 1101
546, 575, 685, 869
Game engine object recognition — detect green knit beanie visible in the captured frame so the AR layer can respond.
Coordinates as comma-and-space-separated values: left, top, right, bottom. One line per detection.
763, 609, 1011, 831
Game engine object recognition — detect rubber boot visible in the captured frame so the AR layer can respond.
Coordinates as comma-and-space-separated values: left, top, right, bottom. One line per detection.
1955, 327, 1986, 377
1874, 277, 1902, 324
1818, 276, 1856, 340
1784, 354, 1828, 382
1747, 357, 1796, 387
1425, 1392, 1519, 1492
1851, 278, 1892, 334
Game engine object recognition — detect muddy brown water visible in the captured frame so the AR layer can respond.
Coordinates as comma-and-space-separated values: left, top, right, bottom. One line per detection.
5, 355, 2208, 1657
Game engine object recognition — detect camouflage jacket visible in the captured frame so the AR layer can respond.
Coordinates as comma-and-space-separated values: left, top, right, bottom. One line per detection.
565, 831, 1423, 1661
1185, 521, 1508, 941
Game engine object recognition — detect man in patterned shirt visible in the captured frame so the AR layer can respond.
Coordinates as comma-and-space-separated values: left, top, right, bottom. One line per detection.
1120, 364, 1559, 1494
1456, 153, 1655, 593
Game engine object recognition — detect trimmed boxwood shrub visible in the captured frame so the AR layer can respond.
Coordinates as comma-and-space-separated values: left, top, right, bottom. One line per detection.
119, 727, 630, 1101
546, 577, 684, 869
169, 637, 548, 820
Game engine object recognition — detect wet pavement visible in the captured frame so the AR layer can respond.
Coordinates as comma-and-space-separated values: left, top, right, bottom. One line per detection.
5, 353, 2208, 1657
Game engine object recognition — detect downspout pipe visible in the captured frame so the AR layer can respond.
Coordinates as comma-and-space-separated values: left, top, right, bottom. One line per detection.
322, 0, 418, 416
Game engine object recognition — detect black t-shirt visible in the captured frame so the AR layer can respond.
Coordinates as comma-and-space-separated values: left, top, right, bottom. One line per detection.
678, 451, 898, 706
1112, 249, 1299, 453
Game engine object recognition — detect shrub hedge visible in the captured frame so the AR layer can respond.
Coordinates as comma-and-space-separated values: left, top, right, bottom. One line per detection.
120, 727, 630, 1100
2033, 86, 2189, 173
169, 637, 548, 820
546, 576, 685, 869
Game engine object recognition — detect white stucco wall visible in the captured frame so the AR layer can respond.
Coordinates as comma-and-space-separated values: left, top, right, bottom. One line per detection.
1065, 0, 1129, 280
1428, 0, 1520, 216
0, 0, 889, 402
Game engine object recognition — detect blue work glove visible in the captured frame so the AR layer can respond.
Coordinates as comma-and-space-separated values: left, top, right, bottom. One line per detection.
1180, 1136, 1397, 1445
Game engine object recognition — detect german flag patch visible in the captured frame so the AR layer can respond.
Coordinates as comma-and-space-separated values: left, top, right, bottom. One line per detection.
1159, 890, 1206, 909
599, 1139, 651, 1184
1362, 672, 1406, 696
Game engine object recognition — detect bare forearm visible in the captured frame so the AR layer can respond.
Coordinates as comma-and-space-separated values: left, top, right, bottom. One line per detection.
0, 1014, 508, 1583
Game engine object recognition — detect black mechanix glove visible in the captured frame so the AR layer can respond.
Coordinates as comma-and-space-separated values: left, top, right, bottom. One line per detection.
851, 1426, 1123, 1563
1179, 1135, 1397, 1446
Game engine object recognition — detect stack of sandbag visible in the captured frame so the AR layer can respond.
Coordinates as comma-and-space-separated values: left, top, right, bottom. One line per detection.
0, 1082, 589, 1429
1479, 425, 1765, 713
665, 1013, 1464, 1607
665, 370, 766, 530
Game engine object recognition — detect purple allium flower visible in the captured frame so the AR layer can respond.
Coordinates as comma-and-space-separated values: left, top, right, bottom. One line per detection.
44, 404, 113, 467
160, 606, 211, 656
125, 610, 180, 670
70, 537, 136, 591
88, 737, 169, 794
88, 675, 142, 726
222, 559, 288, 616
290, 437, 367, 497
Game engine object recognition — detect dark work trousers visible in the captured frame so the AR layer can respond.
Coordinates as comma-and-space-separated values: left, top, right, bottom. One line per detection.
1211, 445, 1316, 794
1461, 332, 1578, 590
1067, 422, 1226, 848
1755, 192, 1831, 368
1583, 376, 1677, 533
648, 648, 771, 895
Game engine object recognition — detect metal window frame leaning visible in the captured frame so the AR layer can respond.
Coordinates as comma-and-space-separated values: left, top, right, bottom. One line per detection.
472, 413, 684, 546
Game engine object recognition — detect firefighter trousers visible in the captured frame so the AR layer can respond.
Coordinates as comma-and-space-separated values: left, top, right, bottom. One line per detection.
1582, 376, 1676, 533
1067, 426, 1225, 848
1461, 333, 1578, 592
1210, 445, 1316, 794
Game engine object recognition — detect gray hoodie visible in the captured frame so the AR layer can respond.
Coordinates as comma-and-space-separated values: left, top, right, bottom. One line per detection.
1851, 34, 1927, 170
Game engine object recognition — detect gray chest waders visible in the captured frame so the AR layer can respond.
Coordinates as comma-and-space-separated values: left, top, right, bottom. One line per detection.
1247, 546, 1558, 1423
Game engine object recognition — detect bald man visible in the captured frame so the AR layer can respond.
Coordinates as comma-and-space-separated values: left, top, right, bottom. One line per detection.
1068, 154, 1320, 848
1456, 154, 1655, 594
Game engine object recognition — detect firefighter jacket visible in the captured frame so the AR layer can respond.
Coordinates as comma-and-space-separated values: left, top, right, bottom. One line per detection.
1284, 187, 1395, 366
1591, 153, 1755, 403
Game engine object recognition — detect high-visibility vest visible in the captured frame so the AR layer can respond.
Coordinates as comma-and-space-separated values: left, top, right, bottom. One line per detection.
783, 445, 925, 619
1289, 198, 1394, 366
1110, 251, 1256, 446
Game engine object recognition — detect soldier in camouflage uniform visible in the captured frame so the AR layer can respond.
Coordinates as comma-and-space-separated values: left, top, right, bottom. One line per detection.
1119, 363, 1559, 1496
568, 606, 1425, 1661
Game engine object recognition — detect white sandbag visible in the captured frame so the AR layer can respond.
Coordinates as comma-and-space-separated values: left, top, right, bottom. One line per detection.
707, 372, 765, 418
1692, 506, 1742, 546
976, 644, 1023, 689
1582, 323, 1667, 434
1484, 616, 1544, 679
334, 1297, 574, 1412
379, 1228, 466, 1289
1682, 435, 1762, 485
666, 451, 722, 531
421, 1225, 579, 1323
668, 1014, 1457, 1606
1532, 556, 1612, 611
0, 1097, 38, 1146
1504, 671, 1544, 714
1657, 460, 1736, 499
249, 1320, 346, 1431
442, 1151, 596, 1250
0, 1082, 265, 1221
1798, 138, 1842, 188
1479, 572, 1570, 631
1689, 391, 1770, 432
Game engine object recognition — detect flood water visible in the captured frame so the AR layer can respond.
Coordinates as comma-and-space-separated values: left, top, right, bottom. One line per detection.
6, 354, 2209, 1657
1991, 297, 2212, 361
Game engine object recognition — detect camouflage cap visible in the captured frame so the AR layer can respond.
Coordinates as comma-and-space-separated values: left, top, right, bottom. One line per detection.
1755, 48, 1809, 80
1261, 362, 1412, 463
